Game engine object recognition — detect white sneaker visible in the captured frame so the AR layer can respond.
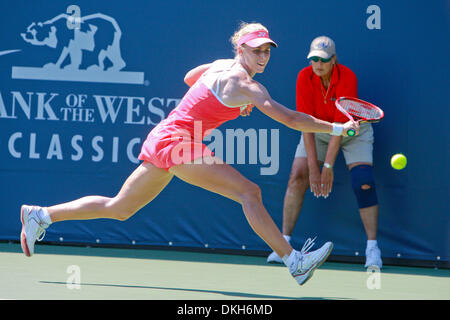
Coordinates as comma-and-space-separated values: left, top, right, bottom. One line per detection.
365, 246, 383, 268
20, 205, 49, 257
267, 251, 283, 264
288, 238, 333, 285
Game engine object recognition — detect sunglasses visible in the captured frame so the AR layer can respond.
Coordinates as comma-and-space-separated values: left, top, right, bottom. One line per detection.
310, 56, 333, 63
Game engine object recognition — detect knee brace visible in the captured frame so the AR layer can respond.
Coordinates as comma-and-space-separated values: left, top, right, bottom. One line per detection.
350, 165, 378, 208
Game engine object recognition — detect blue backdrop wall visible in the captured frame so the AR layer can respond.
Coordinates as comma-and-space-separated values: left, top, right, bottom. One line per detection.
0, 0, 448, 263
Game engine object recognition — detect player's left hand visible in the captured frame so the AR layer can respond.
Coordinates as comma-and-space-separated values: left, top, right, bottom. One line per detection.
240, 104, 254, 117
320, 166, 334, 198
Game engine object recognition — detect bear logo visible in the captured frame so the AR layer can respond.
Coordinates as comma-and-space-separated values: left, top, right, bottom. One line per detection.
21, 12, 126, 71
13, 11, 143, 84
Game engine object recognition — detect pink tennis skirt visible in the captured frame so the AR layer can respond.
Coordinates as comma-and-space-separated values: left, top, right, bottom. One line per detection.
138, 131, 214, 171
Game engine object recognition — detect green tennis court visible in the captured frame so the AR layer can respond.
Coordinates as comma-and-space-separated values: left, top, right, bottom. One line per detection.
1, 242, 448, 300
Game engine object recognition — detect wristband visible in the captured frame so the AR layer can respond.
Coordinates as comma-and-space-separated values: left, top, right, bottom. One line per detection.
331, 124, 343, 136
324, 162, 333, 169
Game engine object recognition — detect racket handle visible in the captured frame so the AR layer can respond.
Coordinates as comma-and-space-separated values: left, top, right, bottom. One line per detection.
347, 129, 356, 136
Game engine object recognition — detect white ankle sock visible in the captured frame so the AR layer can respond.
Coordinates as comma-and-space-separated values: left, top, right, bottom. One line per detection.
39, 207, 52, 225
282, 249, 298, 268
367, 240, 377, 249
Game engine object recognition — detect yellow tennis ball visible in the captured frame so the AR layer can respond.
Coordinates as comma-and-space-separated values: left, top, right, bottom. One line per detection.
391, 153, 407, 170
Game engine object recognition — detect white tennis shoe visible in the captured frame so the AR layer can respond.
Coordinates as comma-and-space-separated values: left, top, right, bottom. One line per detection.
365, 246, 383, 269
288, 238, 333, 285
20, 205, 49, 257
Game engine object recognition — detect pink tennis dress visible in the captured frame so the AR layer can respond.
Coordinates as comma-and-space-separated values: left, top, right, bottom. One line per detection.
138, 60, 248, 171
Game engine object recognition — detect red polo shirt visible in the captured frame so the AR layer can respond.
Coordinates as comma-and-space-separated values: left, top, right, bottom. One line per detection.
296, 64, 358, 123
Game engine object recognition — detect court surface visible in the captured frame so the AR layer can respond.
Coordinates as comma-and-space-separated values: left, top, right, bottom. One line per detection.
1, 242, 448, 300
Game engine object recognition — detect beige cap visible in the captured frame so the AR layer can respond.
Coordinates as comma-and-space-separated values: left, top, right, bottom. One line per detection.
307, 36, 336, 59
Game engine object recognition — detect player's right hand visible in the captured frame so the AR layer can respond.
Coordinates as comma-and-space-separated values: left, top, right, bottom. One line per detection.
240, 104, 254, 117
342, 120, 360, 136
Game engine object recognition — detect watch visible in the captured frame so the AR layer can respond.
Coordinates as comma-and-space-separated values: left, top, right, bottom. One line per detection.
324, 162, 333, 169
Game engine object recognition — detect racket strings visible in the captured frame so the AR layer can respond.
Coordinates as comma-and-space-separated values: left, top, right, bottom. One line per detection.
340, 101, 381, 119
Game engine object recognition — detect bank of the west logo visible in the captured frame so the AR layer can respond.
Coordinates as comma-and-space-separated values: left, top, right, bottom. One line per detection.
11, 11, 144, 85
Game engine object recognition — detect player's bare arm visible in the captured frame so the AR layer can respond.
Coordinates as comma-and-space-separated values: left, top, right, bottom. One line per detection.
238, 77, 339, 134
184, 63, 212, 87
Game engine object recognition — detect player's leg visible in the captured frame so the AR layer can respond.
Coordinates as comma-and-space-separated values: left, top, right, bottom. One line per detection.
169, 156, 333, 285
20, 162, 173, 256
169, 157, 292, 258
47, 162, 174, 222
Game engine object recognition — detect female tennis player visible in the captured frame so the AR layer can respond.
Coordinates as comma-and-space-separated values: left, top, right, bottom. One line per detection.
266, 36, 382, 269
20, 23, 359, 286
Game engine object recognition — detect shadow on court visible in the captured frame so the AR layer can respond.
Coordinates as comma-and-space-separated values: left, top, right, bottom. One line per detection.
2, 242, 449, 300
39, 280, 348, 300
2, 242, 448, 278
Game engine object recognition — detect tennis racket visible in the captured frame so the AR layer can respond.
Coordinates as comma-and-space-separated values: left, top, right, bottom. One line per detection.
335, 97, 384, 136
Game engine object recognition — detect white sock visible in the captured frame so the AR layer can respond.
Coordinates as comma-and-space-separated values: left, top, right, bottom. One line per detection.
282, 249, 298, 268
39, 207, 52, 226
367, 240, 377, 249
283, 235, 291, 243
